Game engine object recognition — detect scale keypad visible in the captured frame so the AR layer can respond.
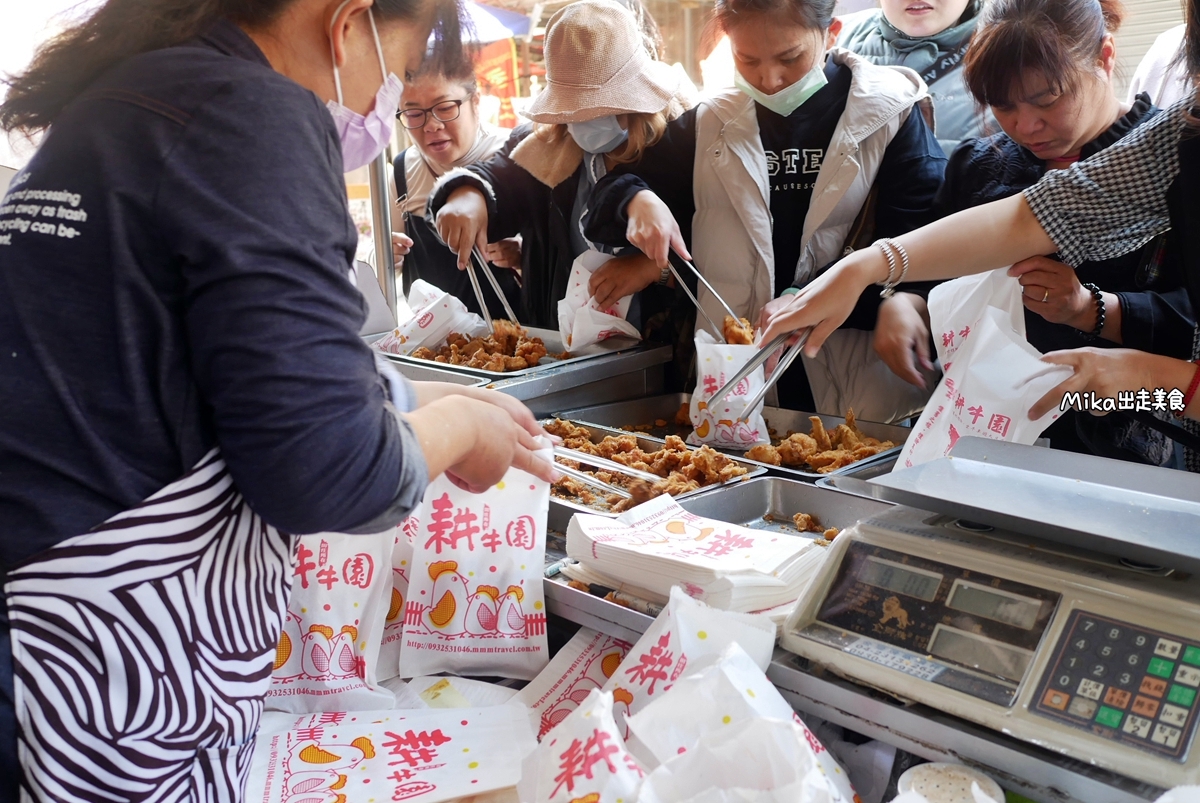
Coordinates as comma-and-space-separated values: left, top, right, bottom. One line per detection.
1033, 610, 1200, 762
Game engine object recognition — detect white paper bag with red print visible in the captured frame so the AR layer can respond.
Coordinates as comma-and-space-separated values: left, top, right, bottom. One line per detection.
927, 268, 1026, 367
517, 689, 646, 803
247, 704, 535, 803
898, 306, 1072, 468
400, 441, 552, 680
373, 279, 488, 355
515, 626, 634, 740
377, 519, 417, 681
556, 250, 642, 350
601, 588, 774, 738
267, 532, 394, 713
629, 643, 856, 803
689, 330, 769, 448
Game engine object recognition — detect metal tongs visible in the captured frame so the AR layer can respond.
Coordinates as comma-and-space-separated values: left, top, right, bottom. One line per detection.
465, 247, 520, 334
552, 445, 662, 500
667, 252, 741, 343
705, 328, 812, 418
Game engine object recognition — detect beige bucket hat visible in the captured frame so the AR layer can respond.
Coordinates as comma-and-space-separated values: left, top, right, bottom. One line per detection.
524, 0, 680, 124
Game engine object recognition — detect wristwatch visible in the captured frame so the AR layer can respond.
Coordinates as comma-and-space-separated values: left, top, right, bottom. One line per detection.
657, 266, 671, 286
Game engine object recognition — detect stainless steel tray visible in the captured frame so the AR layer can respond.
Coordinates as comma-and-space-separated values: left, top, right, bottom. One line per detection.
377, 326, 642, 380
678, 476, 892, 538
556, 394, 909, 481
545, 419, 765, 520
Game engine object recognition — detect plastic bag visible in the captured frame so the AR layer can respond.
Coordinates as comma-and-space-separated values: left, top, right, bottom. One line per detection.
602, 587, 775, 737
377, 519, 416, 681
267, 531, 394, 713
373, 279, 488, 355
898, 281, 1073, 468
556, 250, 642, 349
689, 330, 769, 448
400, 440, 552, 680
517, 689, 646, 803
247, 704, 535, 803
514, 626, 634, 740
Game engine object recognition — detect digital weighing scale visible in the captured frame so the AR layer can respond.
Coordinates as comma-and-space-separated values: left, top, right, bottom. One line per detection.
782, 438, 1200, 790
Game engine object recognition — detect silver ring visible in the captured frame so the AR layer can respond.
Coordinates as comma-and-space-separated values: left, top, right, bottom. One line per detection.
1042, 288, 1050, 303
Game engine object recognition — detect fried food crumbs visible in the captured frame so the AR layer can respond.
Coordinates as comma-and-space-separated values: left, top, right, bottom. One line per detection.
546, 419, 747, 513
410, 320, 567, 372
566, 580, 590, 592
744, 408, 896, 472
722, 315, 755, 345
654, 419, 668, 427
793, 512, 821, 532
823, 527, 840, 539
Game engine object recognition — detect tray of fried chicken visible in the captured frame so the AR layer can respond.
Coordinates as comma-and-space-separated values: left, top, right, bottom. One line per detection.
545, 419, 765, 516
383, 320, 640, 378
555, 394, 909, 481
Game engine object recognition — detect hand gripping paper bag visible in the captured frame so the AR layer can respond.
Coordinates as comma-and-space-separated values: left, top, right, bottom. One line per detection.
515, 626, 634, 740
373, 279, 488, 355
898, 306, 1072, 468
247, 704, 535, 803
689, 330, 770, 448
556, 250, 642, 349
376, 519, 417, 681
400, 440, 552, 680
517, 688, 646, 803
601, 587, 775, 737
267, 532, 395, 713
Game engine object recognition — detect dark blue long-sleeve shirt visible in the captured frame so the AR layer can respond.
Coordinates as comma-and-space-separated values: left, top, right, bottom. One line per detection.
0, 20, 427, 571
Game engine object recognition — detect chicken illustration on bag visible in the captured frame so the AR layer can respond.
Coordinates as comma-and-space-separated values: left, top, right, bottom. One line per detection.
422, 560, 470, 635
274, 611, 305, 679
497, 585, 528, 635
465, 585, 501, 635
282, 733, 376, 803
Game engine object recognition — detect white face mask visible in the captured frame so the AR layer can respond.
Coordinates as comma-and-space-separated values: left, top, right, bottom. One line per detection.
567, 115, 629, 154
734, 58, 829, 118
326, 0, 404, 173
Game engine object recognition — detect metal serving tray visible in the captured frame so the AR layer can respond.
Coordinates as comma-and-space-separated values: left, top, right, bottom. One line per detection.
545, 419, 765, 521
677, 476, 892, 537
377, 327, 642, 380
557, 393, 909, 481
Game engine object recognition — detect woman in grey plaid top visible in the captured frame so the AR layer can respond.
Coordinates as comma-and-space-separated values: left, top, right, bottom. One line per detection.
760, 0, 1200, 438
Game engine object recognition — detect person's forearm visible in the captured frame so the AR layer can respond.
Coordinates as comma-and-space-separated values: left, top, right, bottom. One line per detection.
843, 194, 1058, 285
1150, 353, 1200, 421
402, 396, 479, 480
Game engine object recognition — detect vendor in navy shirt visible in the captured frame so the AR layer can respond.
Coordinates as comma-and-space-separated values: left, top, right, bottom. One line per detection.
0, 0, 551, 796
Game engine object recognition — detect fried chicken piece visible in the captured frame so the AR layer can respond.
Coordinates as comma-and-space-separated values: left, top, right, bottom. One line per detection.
823, 527, 840, 540
411, 347, 436, 360
674, 402, 692, 427
809, 416, 832, 452
845, 408, 860, 436
831, 424, 861, 451
811, 450, 857, 473
777, 433, 818, 467
663, 435, 689, 452
717, 463, 748, 482
503, 356, 529, 371
446, 332, 469, 349
515, 338, 548, 366
722, 315, 755, 345
744, 444, 782, 466
611, 479, 668, 512
792, 512, 822, 532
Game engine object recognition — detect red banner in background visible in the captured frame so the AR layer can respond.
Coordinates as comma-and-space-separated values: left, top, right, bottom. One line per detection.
476, 39, 520, 129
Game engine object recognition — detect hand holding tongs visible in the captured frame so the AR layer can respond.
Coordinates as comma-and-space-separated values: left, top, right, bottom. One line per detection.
666, 252, 741, 344
553, 446, 661, 484
705, 329, 811, 418
465, 248, 520, 334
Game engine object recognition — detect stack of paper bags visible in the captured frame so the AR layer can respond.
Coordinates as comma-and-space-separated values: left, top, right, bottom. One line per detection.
566, 495, 828, 613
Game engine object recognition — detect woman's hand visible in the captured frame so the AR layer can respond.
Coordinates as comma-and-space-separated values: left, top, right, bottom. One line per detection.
1029, 347, 1158, 419
483, 238, 522, 269
410, 382, 546, 440
435, 186, 489, 270
446, 398, 555, 492
1008, 257, 1095, 328
625, 190, 690, 268
392, 232, 413, 267
759, 251, 889, 356
588, 253, 661, 310
873, 293, 935, 388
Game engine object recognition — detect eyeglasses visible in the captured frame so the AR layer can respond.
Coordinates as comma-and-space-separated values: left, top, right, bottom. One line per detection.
396, 95, 473, 129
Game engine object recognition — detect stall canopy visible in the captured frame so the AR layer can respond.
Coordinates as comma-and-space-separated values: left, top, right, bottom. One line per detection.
465, 1, 531, 42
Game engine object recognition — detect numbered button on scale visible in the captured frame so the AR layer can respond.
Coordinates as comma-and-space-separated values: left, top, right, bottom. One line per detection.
1033, 611, 1200, 763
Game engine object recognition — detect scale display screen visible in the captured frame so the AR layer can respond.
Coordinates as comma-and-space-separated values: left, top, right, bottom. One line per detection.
808, 542, 1060, 705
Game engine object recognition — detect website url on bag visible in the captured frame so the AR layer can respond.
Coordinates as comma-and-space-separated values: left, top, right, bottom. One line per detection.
405, 640, 541, 654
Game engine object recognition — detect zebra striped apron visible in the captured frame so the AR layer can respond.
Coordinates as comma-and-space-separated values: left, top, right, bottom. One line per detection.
5, 450, 295, 802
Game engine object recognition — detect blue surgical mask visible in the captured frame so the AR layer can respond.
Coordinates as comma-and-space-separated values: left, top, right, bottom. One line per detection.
567, 116, 629, 154
734, 59, 829, 118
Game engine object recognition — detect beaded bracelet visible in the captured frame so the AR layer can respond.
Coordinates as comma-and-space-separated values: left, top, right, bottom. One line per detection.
1076, 283, 1105, 341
